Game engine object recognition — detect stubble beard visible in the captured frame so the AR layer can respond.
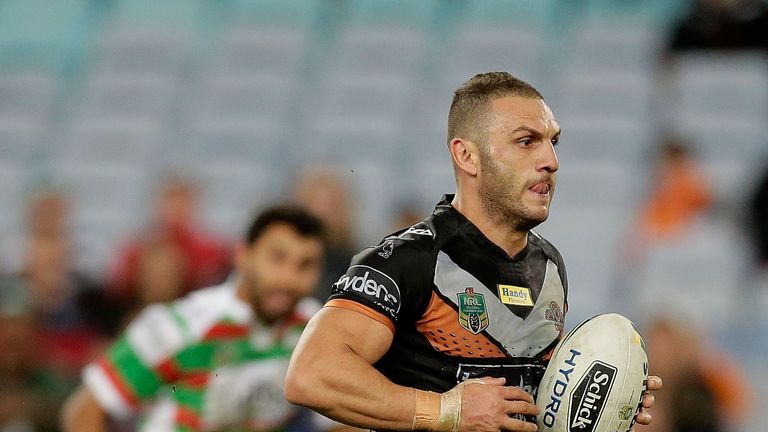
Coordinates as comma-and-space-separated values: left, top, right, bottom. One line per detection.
479, 158, 549, 233
242, 271, 290, 325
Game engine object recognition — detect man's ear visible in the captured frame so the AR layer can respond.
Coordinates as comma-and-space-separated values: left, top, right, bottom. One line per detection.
448, 137, 480, 177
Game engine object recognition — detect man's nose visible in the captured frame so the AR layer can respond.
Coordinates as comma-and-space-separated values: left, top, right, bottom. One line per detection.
537, 140, 559, 173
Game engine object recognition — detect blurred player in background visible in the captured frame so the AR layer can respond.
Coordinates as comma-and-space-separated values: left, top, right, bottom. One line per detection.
292, 165, 358, 302
642, 316, 752, 432
633, 136, 713, 244
62, 205, 340, 432
285, 72, 661, 431
0, 185, 114, 431
107, 173, 231, 314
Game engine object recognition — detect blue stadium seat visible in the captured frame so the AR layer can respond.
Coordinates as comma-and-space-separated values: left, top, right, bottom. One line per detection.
0, 163, 24, 233
537, 204, 635, 323
53, 119, 161, 166
335, 160, 398, 246
52, 163, 149, 217
553, 161, 640, 209
185, 118, 281, 165
89, 30, 187, 78
661, 53, 768, 167
558, 71, 654, 124
110, 0, 202, 33
0, 73, 56, 122
191, 74, 294, 126
196, 162, 284, 237
443, 27, 543, 91
0, 119, 43, 164
586, 0, 689, 25
333, 27, 426, 79
553, 116, 651, 165
669, 53, 768, 120
214, 27, 309, 78
298, 119, 403, 166
566, 20, 663, 73
0, 0, 88, 65
228, 0, 320, 29
313, 76, 414, 126
411, 156, 455, 209
463, 0, 555, 28
77, 74, 175, 122
632, 218, 747, 332
345, 0, 437, 29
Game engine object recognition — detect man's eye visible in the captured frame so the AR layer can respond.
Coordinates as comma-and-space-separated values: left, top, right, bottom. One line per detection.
551, 137, 560, 146
518, 138, 532, 147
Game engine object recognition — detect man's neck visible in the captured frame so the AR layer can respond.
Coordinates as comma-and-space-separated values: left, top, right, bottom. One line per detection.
451, 193, 528, 258
236, 281, 248, 299
235, 282, 283, 327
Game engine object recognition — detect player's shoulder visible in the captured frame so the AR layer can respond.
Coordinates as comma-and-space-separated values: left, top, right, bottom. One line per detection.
353, 218, 445, 268
528, 229, 565, 265
120, 282, 249, 363
166, 281, 252, 339
174, 282, 245, 315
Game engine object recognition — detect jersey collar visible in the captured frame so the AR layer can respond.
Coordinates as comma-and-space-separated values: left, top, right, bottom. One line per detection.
435, 194, 531, 261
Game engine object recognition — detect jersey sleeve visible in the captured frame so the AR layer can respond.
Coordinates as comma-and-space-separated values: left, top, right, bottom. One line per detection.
82, 303, 189, 417
325, 236, 432, 333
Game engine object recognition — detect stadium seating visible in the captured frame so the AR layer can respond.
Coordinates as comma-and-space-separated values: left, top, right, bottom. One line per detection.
2, 4, 766, 427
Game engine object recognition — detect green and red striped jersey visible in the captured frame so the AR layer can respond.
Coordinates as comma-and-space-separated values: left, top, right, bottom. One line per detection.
83, 281, 318, 431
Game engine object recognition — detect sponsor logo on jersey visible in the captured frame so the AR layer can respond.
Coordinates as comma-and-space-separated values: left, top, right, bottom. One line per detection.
333, 265, 401, 318
545, 301, 565, 332
403, 226, 433, 236
569, 361, 617, 431
543, 348, 581, 428
377, 240, 394, 259
457, 287, 489, 334
497, 285, 534, 307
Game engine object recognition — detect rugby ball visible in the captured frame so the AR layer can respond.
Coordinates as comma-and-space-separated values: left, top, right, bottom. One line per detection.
536, 313, 648, 432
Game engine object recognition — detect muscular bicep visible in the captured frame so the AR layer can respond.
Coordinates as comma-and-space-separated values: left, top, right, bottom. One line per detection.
295, 306, 393, 365
285, 306, 418, 430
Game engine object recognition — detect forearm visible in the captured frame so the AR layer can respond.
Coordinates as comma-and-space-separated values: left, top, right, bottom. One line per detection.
286, 337, 427, 430
61, 387, 107, 432
286, 308, 442, 431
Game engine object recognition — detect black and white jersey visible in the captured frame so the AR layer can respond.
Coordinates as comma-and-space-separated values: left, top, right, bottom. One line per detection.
326, 195, 568, 399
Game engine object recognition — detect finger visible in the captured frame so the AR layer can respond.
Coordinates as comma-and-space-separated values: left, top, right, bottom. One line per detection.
504, 400, 540, 417
642, 393, 655, 408
501, 386, 535, 403
476, 376, 506, 386
500, 416, 538, 432
635, 410, 652, 425
647, 376, 663, 391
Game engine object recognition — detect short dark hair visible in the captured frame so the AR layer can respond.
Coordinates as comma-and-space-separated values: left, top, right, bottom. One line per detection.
245, 205, 326, 245
447, 72, 543, 145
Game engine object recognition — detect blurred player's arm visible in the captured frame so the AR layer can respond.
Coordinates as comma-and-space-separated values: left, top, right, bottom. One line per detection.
285, 306, 413, 430
61, 303, 182, 431
61, 386, 107, 432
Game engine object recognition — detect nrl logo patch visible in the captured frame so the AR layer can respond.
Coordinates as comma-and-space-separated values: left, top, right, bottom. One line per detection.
457, 287, 489, 334
545, 301, 564, 332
